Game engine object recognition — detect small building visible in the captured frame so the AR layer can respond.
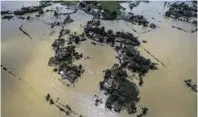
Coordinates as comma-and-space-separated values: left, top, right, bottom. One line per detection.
104, 77, 120, 90
104, 78, 114, 89
59, 69, 78, 83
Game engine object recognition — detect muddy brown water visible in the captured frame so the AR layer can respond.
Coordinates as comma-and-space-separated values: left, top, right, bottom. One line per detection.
1, 1, 197, 117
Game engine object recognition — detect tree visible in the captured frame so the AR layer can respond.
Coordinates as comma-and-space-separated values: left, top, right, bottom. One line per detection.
142, 107, 148, 115
107, 29, 113, 35
38, 8, 44, 14
112, 11, 117, 17
87, 7, 91, 12
75, 36, 80, 44
104, 69, 111, 79
54, 11, 58, 17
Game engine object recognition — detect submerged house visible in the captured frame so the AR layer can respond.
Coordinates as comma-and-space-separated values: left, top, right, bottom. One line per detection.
55, 47, 71, 61
59, 69, 78, 83
58, 63, 83, 83
104, 76, 120, 90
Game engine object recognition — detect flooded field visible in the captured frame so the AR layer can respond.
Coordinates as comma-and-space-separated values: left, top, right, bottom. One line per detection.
1, 1, 197, 117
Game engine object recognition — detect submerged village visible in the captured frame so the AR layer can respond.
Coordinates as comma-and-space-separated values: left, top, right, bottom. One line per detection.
1, 1, 197, 117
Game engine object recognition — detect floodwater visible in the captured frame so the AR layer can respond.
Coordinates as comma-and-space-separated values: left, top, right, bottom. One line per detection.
1, 1, 197, 117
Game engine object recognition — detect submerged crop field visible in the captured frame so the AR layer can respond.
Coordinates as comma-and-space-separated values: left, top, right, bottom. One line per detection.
1, 1, 197, 117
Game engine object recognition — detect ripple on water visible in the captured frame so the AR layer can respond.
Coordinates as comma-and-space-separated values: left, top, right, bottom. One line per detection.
74, 92, 120, 117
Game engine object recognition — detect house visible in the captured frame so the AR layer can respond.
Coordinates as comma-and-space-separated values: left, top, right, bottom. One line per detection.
104, 77, 120, 90
59, 68, 78, 83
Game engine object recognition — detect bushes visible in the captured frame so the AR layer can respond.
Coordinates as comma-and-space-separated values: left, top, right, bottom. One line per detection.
165, 2, 197, 22
104, 78, 139, 114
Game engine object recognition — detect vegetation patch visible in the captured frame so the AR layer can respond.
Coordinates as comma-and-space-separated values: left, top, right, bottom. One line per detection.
165, 2, 197, 25
99, 1, 121, 15
84, 19, 157, 114
100, 65, 140, 114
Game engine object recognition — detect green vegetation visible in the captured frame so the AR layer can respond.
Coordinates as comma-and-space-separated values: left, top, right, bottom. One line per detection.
100, 66, 140, 113
99, 1, 121, 15
165, 2, 197, 21
52, 0, 79, 6
105, 80, 139, 113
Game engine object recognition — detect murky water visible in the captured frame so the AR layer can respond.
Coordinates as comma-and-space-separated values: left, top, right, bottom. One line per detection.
1, 1, 197, 117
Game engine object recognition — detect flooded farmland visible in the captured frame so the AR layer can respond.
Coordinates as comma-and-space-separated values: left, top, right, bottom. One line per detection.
1, 1, 197, 117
